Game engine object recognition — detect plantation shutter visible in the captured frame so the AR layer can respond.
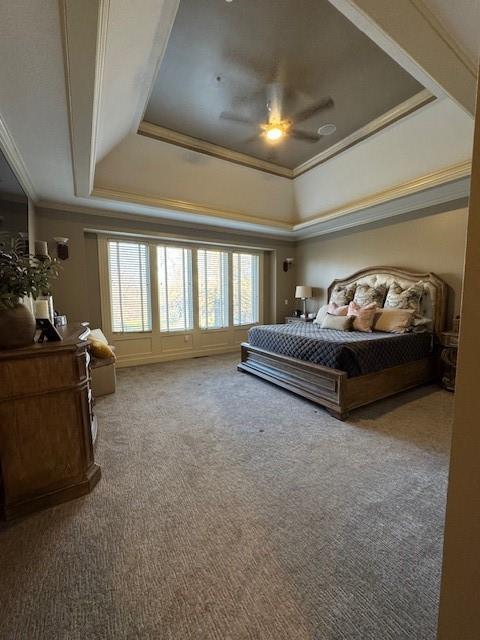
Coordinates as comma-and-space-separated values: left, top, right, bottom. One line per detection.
233, 253, 260, 325
157, 246, 193, 332
197, 249, 229, 329
108, 240, 152, 332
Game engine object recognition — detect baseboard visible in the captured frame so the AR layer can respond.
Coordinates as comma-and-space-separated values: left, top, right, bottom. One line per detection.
116, 345, 240, 368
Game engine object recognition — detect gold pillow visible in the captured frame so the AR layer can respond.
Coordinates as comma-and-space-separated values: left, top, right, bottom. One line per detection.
374, 308, 414, 334
89, 339, 115, 360
321, 313, 353, 331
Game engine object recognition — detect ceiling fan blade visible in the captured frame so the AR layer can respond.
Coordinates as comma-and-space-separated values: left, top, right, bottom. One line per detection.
290, 128, 321, 142
220, 111, 257, 125
292, 97, 334, 124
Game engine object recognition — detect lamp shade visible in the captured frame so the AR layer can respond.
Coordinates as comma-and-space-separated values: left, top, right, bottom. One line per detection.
295, 285, 312, 299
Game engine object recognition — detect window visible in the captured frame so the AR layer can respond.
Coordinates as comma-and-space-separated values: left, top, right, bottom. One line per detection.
197, 249, 229, 329
233, 252, 260, 326
108, 241, 152, 332
157, 246, 193, 332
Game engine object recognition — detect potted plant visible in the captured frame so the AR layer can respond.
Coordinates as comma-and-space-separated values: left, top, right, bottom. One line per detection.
0, 243, 59, 349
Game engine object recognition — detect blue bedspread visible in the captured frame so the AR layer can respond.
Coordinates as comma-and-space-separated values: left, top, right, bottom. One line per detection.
247, 323, 433, 377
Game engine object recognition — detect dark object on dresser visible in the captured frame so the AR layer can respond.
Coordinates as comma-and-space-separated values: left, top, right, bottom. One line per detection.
239, 266, 447, 420
0, 323, 101, 521
0, 303, 37, 349
440, 330, 458, 391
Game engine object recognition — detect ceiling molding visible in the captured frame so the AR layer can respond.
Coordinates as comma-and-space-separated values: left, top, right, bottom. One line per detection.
294, 177, 469, 240
38, 157, 470, 242
90, 186, 294, 230
328, 0, 476, 115
139, 91, 434, 180
410, 0, 478, 77
36, 199, 294, 242
60, 0, 109, 197
293, 90, 435, 177
91, 0, 110, 188
294, 160, 471, 231
137, 122, 293, 178
135, 0, 180, 130
0, 113, 37, 201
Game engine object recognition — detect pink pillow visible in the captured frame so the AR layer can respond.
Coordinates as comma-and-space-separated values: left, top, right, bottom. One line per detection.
327, 302, 348, 316
347, 301, 378, 332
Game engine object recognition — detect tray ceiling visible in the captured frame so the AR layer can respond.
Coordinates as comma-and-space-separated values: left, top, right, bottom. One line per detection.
143, 0, 423, 172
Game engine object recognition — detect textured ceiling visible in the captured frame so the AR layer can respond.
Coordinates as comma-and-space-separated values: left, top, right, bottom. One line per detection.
144, 0, 423, 169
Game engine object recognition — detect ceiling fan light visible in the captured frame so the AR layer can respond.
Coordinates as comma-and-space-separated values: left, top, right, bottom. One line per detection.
265, 126, 284, 141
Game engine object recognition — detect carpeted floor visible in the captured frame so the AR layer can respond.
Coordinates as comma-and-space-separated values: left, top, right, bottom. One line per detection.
0, 354, 453, 640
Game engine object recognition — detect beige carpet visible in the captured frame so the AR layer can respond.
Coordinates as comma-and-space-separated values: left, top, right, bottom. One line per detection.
0, 353, 453, 640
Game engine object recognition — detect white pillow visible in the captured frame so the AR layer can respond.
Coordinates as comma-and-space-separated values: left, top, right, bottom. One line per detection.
313, 304, 329, 325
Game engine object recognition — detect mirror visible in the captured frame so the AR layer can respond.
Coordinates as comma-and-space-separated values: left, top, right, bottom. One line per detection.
0, 147, 28, 253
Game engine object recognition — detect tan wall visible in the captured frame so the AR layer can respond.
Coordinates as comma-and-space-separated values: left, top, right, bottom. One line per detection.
36, 207, 297, 329
295, 207, 468, 326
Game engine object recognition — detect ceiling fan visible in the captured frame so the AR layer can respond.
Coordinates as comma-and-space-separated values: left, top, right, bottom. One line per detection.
220, 83, 334, 146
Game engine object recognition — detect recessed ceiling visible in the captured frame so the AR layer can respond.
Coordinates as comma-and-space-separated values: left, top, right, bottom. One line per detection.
143, 0, 424, 172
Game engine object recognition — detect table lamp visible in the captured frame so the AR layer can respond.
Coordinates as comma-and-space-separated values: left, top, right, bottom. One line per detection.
295, 285, 312, 318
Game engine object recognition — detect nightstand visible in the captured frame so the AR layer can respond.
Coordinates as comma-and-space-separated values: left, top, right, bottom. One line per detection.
285, 316, 314, 324
440, 330, 459, 391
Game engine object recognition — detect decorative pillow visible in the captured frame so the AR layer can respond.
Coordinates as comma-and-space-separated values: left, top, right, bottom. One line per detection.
329, 284, 356, 306
321, 313, 353, 331
353, 283, 387, 307
89, 340, 116, 360
313, 302, 348, 325
385, 281, 425, 314
374, 308, 414, 334
347, 301, 378, 333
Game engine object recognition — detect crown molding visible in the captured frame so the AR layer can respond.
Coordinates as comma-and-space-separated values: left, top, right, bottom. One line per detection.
410, 0, 477, 78
60, 0, 110, 197
90, 186, 294, 230
293, 90, 435, 177
37, 160, 471, 242
294, 160, 471, 232
294, 178, 469, 241
139, 92, 434, 181
36, 199, 295, 242
329, 0, 476, 115
138, 122, 293, 178
0, 113, 37, 201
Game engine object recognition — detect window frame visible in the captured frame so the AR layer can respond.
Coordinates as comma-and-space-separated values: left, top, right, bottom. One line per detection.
105, 238, 153, 335
232, 251, 261, 327
99, 236, 264, 340
157, 244, 194, 334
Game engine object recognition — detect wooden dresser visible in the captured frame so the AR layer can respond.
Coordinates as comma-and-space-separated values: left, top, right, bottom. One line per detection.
0, 324, 101, 521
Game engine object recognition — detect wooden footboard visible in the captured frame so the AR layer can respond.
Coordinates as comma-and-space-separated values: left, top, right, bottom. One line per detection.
238, 343, 437, 420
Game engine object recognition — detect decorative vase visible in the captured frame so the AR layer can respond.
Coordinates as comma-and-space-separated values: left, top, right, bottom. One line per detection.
0, 303, 37, 349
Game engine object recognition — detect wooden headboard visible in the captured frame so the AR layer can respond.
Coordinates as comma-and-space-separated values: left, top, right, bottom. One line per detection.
327, 266, 448, 335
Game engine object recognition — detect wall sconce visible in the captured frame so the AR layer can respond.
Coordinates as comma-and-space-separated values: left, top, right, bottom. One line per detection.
54, 237, 69, 260
283, 257, 294, 272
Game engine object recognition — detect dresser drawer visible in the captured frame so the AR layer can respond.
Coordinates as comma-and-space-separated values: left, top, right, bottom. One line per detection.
0, 347, 88, 400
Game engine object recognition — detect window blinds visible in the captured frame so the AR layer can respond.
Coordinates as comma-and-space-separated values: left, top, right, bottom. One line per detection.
197, 249, 229, 329
108, 241, 152, 332
233, 253, 260, 325
157, 246, 193, 332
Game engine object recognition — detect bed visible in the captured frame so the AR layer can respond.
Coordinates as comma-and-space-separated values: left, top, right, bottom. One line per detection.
238, 266, 447, 420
